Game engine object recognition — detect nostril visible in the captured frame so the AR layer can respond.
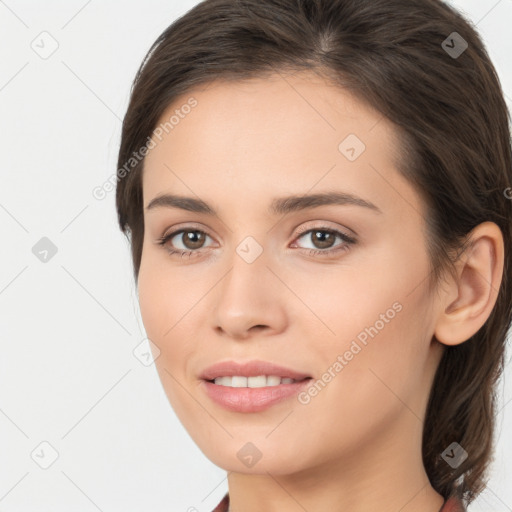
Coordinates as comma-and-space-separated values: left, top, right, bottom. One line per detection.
250, 325, 268, 332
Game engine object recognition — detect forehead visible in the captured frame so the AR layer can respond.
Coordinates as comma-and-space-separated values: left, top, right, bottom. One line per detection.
141, 72, 415, 218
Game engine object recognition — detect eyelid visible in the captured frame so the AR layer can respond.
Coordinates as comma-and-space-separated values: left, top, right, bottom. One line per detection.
291, 220, 357, 244
157, 221, 354, 243
159, 221, 214, 240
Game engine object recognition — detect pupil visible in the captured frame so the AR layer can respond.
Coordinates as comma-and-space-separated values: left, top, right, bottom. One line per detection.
184, 231, 204, 249
313, 231, 334, 249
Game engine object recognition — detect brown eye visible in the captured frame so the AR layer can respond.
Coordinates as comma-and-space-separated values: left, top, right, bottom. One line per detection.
309, 230, 336, 249
292, 226, 356, 257
180, 230, 207, 250
157, 228, 214, 255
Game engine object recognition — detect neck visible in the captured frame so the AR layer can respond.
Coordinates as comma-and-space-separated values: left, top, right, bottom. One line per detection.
226, 411, 444, 512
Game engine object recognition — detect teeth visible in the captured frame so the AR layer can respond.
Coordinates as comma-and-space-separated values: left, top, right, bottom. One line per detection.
231, 376, 247, 388
213, 375, 298, 387
248, 375, 267, 388
266, 375, 281, 386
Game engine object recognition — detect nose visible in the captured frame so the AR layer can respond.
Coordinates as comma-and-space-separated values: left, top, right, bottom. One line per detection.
211, 244, 288, 340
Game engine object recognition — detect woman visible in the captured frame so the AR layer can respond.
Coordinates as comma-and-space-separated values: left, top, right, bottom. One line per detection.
115, 0, 512, 510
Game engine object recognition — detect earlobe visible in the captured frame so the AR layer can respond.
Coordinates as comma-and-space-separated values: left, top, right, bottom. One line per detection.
434, 222, 504, 347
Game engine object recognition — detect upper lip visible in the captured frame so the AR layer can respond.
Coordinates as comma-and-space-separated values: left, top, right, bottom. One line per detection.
200, 360, 312, 381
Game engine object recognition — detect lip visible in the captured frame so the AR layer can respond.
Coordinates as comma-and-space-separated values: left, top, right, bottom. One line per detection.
201, 379, 312, 413
199, 360, 313, 413
199, 360, 312, 381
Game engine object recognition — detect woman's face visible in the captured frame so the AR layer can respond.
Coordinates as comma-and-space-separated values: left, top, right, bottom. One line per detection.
138, 72, 445, 475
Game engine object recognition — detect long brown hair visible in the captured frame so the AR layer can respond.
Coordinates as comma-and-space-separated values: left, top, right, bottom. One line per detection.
115, 0, 512, 505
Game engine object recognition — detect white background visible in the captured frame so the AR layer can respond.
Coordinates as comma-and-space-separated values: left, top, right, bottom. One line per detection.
0, 1, 511, 510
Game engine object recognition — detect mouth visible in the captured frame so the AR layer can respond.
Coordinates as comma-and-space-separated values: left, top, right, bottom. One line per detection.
206, 375, 312, 387
199, 359, 312, 382
199, 360, 313, 413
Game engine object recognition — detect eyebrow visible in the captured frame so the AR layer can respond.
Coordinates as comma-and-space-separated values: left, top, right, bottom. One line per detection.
145, 191, 382, 216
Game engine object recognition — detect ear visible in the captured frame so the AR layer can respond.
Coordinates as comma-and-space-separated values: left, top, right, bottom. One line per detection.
434, 222, 504, 346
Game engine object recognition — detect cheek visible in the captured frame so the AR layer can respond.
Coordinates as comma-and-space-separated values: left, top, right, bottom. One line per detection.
289, 308, 432, 464
137, 264, 195, 411
138, 249, 192, 337
302, 247, 434, 407
137, 263, 167, 340
137, 258, 184, 368
330, 292, 434, 424
137, 255, 207, 379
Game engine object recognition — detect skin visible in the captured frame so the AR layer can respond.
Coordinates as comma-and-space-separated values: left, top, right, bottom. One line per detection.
137, 71, 504, 512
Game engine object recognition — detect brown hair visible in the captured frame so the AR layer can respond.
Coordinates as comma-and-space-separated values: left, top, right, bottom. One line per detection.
116, 0, 512, 505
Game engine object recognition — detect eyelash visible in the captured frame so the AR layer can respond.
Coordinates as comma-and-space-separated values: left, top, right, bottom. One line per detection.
156, 225, 357, 259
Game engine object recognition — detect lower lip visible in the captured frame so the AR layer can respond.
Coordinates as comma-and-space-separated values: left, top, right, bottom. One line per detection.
201, 379, 312, 413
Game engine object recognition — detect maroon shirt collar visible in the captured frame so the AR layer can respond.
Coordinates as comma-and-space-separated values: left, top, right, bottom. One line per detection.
212, 493, 466, 512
